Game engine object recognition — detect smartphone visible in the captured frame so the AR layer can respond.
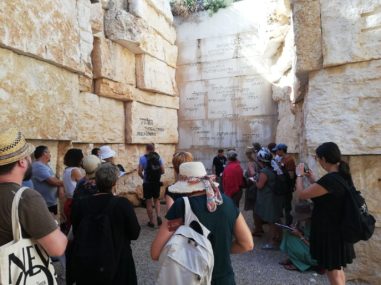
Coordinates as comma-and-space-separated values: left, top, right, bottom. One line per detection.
304, 163, 310, 173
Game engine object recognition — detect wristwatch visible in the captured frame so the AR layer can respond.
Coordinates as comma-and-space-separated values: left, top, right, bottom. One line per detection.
296, 174, 304, 177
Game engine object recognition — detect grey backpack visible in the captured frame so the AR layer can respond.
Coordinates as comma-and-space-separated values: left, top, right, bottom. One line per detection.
155, 197, 214, 285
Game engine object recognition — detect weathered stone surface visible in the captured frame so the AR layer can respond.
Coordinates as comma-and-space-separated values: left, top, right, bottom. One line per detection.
346, 155, 381, 284
291, 0, 322, 74
104, 8, 177, 67
93, 37, 135, 85
0, 0, 92, 74
145, 0, 173, 23
178, 116, 276, 150
305, 60, 381, 155
0, 48, 78, 140
95, 78, 134, 100
125, 102, 178, 144
101, 0, 128, 10
128, 0, 176, 44
321, 1, 381, 66
79, 75, 93, 93
136, 54, 177, 95
75, 92, 125, 143
131, 89, 179, 109
179, 76, 275, 121
78, 0, 94, 77
90, 2, 105, 35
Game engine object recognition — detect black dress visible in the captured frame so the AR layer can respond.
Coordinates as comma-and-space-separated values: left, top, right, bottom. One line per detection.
310, 172, 355, 270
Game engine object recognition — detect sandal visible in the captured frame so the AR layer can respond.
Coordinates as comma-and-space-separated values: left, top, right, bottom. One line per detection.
279, 259, 292, 266
283, 264, 298, 271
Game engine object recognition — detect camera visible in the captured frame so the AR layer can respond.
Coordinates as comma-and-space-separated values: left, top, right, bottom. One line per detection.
304, 164, 310, 173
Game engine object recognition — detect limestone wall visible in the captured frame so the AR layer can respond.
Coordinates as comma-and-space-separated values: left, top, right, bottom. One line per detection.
0, 0, 179, 202
175, 0, 291, 171
283, 0, 381, 283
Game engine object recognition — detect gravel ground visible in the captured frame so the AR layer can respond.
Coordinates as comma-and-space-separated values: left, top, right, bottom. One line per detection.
55, 201, 369, 285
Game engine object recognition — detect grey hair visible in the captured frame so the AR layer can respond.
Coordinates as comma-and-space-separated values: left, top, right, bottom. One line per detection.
95, 163, 119, 193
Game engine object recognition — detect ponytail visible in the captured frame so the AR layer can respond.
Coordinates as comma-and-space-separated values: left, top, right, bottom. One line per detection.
338, 160, 354, 186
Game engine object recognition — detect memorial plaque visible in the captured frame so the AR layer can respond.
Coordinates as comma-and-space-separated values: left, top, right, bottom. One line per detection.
179, 81, 207, 121
126, 101, 178, 144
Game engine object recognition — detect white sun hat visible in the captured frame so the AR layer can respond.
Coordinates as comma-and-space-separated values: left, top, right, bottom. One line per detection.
99, 145, 116, 160
168, 161, 218, 194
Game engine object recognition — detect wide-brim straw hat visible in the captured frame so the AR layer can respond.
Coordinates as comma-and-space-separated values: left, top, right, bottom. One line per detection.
168, 161, 219, 194
0, 128, 35, 166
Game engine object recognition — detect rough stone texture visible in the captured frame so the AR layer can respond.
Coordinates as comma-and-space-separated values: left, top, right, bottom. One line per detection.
75, 92, 125, 143
94, 78, 179, 109
0, 48, 78, 141
92, 37, 136, 85
305, 60, 381, 155
145, 0, 173, 23
101, 0, 128, 10
320, 1, 381, 67
125, 102, 178, 144
79, 75, 93, 92
90, 2, 105, 36
0, 0, 92, 74
291, 0, 322, 74
104, 8, 177, 67
136, 54, 177, 95
128, 0, 176, 44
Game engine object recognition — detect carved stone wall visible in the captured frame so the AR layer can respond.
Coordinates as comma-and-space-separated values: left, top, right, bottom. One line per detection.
0, 0, 178, 203
175, 0, 291, 171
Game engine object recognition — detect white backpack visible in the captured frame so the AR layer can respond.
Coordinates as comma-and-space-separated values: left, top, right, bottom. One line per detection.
155, 197, 214, 285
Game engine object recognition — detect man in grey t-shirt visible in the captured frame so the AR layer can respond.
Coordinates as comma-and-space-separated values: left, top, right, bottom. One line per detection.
32, 145, 63, 215
0, 128, 67, 256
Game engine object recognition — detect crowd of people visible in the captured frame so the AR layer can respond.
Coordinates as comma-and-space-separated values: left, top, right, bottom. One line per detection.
0, 127, 357, 285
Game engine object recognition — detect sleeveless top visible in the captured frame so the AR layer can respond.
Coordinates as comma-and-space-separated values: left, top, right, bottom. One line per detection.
63, 167, 80, 198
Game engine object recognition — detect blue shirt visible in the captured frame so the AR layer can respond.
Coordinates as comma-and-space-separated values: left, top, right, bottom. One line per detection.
138, 154, 164, 183
31, 161, 57, 207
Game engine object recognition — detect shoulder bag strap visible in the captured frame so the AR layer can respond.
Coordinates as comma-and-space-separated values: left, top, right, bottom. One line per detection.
183, 197, 210, 237
11, 187, 29, 241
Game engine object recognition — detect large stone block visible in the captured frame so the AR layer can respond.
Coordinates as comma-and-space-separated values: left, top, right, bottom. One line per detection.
145, 0, 173, 23
321, 1, 381, 66
104, 8, 177, 67
346, 155, 381, 284
128, 0, 176, 44
101, 0, 128, 10
291, 0, 322, 73
305, 60, 381, 155
92, 37, 135, 85
179, 75, 275, 121
75, 92, 125, 143
178, 116, 276, 150
94, 78, 179, 109
136, 54, 177, 95
0, 0, 92, 74
125, 101, 178, 143
0, 48, 78, 141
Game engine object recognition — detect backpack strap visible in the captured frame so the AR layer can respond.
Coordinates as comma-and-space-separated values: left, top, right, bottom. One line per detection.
183, 197, 211, 238
11, 187, 29, 241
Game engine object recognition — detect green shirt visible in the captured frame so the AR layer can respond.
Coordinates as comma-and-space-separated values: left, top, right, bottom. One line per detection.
166, 194, 239, 285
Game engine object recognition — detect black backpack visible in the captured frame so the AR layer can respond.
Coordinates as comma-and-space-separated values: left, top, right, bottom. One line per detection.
145, 152, 162, 183
272, 162, 293, 196
71, 198, 119, 284
335, 176, 376, 243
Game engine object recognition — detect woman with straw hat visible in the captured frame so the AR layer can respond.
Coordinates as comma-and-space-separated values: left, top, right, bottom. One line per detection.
151, 161, 253, 285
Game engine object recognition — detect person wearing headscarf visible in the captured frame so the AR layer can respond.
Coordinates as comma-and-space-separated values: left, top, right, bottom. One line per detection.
151, 162, 253, 285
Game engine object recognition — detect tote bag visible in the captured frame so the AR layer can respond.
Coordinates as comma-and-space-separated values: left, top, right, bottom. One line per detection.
0, 187, 57, 285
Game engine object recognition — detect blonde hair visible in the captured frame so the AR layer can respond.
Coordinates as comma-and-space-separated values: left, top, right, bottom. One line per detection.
172, 151, 193, 174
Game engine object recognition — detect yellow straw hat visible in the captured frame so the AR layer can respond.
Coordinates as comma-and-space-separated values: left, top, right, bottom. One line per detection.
0, 128, 35, 166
